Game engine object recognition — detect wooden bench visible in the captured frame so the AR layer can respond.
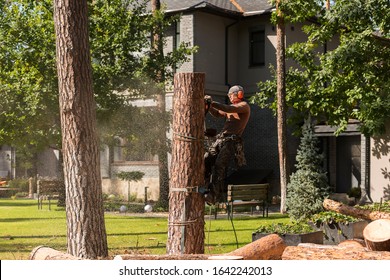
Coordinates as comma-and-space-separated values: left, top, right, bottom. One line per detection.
37, 179, 64, 210
226, 183, 269, 219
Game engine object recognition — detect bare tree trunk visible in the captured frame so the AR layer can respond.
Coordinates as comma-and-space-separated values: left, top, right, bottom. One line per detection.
276, 0, 289, 213
167, 73, 205, 255
152, 0, 170, 208
53, 0, 108, 259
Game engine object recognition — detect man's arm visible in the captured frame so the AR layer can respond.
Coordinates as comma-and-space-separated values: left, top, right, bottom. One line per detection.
211, 101, 249, 114
208, 105, 226, 118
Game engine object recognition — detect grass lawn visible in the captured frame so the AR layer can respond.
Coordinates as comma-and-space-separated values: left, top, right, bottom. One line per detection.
0, 198, 289, 260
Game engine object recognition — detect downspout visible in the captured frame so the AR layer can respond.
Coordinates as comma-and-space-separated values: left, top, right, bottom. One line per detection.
225, 20, 239, 87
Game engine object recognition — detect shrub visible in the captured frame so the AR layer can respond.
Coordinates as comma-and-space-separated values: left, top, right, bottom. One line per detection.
254, 222, 315, 235
8, 178, 29, 192
310, 211, 360, 225
286, 119, 330, 222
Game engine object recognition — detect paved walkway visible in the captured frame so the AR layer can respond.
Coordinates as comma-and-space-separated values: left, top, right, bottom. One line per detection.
109, 204, 281, 219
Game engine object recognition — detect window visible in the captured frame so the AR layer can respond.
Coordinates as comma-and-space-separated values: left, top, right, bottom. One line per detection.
249, 27, 265, 67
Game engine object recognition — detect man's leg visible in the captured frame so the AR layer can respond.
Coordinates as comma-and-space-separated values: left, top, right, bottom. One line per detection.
209, 141, 234, 203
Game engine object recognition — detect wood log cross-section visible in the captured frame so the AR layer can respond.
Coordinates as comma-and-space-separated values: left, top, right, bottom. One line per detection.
363, 219, 390, 251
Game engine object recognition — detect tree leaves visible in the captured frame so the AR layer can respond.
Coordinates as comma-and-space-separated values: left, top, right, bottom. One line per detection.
252, 0, 390, 136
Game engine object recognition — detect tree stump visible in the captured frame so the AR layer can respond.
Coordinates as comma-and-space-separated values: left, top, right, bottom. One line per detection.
363, 219, 390, 251
225, 234, 286, 260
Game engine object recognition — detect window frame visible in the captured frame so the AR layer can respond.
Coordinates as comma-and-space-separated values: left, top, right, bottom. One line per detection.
249, 26, 266, 67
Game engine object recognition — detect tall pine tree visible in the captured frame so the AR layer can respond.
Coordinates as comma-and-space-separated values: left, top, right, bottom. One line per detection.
286, 119, 330, 222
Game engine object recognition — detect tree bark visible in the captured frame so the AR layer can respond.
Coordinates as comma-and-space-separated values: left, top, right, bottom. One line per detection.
53, 0, 108, 259
323, 198, 390, 220
282, 245, 390, 260
225, 234, 286, 260
276, 0, 289, 214
363, 219, 390, 251
167, 73, 205, 255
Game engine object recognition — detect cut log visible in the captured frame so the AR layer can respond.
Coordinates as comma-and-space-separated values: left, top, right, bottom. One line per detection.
30, 246, 82, 260
323, 198, 390, 220
282, 245, 390, 260
363, 219, 390, 251
338, 239, 365, 248
225, 233, 286, 260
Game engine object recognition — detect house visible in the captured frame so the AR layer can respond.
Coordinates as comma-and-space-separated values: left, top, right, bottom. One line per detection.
3, 0, 388, 203
103, 0, 389, 203
101, 0, 299, 200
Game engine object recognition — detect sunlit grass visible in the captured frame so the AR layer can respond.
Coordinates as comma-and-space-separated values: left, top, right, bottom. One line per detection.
0, 198, 289, 259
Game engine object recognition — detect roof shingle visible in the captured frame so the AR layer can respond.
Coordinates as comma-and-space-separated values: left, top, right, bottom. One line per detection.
156, 0, 273, 15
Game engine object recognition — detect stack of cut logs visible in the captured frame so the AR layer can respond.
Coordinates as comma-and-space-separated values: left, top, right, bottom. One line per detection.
30, 199, 390, 260
225, 199, 390, 260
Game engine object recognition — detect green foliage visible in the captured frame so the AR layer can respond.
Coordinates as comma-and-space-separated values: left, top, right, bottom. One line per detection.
116, 171, 144, 182
357, 201, 390, 213
0, 0, 196, 162
0, 0, 60, 152
286, 120, 330, 222
310, 211, 360, 225
252, 0, 390, 136
254, 222, 315, 235
7, 178, 29, 192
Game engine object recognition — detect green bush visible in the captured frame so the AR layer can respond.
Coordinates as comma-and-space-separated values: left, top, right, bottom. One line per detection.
357, 201, 390, 212
286, 120, 330, 222
7, 178, 29, 192
310, 211, 360, 225
254, 222, 315, 235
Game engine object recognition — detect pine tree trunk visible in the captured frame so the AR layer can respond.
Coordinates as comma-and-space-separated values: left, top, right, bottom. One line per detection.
53, 0, 108, 259
167, 73, 205, 255
276, 1, 289, 213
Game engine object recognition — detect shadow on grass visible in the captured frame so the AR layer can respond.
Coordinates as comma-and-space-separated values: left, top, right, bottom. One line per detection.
0, 217, 65, 223
0, 201, 38, 207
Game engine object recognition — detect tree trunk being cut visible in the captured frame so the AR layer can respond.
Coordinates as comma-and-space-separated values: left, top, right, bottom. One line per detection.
167, 73, 206, 255
323, 199, 390, 220
225, 234, 286, 260
363, 219, 390, 251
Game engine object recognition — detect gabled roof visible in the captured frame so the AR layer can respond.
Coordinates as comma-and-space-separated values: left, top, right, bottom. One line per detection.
155, 0, 274, 17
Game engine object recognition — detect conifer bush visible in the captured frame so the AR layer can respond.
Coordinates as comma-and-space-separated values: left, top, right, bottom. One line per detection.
286, 120, 330, 222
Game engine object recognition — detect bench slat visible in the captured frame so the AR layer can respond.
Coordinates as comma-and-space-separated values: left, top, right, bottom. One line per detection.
224, 183, 270, 219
